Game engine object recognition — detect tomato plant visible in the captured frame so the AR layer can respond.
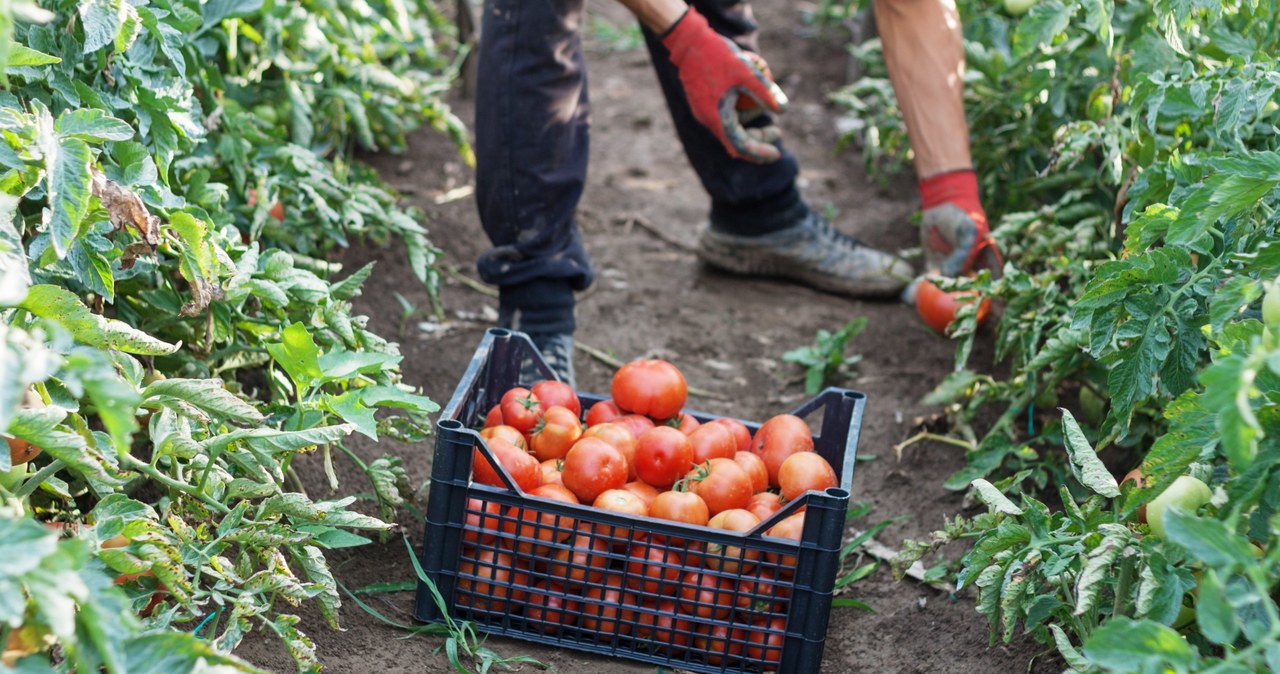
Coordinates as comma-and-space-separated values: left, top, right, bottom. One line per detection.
913, 278, 990, 336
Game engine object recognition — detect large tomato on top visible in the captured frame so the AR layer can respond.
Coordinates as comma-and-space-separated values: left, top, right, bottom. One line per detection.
500, 387, 543, 434
612, 359, 687, 420
752, 414, 815, 488
686, 457, 753, 515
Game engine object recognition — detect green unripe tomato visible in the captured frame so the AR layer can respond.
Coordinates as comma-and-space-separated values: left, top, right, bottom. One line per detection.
1003, 0, 1038, 15
1262, 284, 1280, 325
1147, 475, 1212, 539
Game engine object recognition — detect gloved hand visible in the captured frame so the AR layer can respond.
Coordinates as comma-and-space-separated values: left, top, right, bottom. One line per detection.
661, 7, 788, 163
919, 169, 1003, 278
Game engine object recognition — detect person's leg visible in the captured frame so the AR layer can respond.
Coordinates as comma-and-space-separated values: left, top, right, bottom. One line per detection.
642, 0, 912, 298
474, 0, 592, 383
874, 0, 1000, 277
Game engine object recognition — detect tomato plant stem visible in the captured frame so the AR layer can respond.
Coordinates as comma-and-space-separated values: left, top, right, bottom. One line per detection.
12, 459, 65, 499
121, 455, 230, 514
893, 431, 976, 460
1110, 548, 1137, 619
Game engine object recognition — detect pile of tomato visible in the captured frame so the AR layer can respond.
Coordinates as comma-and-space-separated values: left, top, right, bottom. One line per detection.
456, 358, 844, 668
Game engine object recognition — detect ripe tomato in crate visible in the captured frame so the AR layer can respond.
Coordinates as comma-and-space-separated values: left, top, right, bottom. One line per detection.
415, 329, 865, 674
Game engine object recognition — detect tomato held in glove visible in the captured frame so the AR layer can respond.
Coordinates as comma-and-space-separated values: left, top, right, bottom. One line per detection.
915, 278, 991, 336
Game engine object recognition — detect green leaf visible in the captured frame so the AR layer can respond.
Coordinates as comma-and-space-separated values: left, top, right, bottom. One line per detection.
326, 390, 377, 439
1210, 276, 1261, 333
142, 378, 264, 425
1048, 625, 1090, 671
53, 110, 132, 145
18, 285, 178, 355
83, 370, 140, 453
295, 525, 372, 550
0, 517, 57, 577
78, 0, 123, 55
9, 406, 125, 490
122, 632, 267, 674
265, 322, 322, 392
923, 370, 980, 406
970, 479, 1023, 516
1162, 509, 1257, 568
200, 0, 265, 29
317, 350, 401, 380
358, 386, 439, 413
291, 545, 340, 629
44, 135, 93, 258
1074, 525, 1131, 616
1059, 408, 1120, 497
1082, 617, 1197, 674
5, 43, 60, 67
1195, 569, 1239, 646
330, 262, 374, 301
1013, 0, 1076, 58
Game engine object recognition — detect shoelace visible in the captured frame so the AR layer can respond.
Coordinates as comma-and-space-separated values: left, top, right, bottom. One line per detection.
807, 213, 866, 251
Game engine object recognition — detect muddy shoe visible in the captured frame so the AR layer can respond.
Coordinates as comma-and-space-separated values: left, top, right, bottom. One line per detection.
697, 211, 913, 298
524, 332, 576, 389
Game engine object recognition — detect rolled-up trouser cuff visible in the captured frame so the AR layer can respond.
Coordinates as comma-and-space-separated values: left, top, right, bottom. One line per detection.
498, 278, 576, 335
709, 185, 808, 236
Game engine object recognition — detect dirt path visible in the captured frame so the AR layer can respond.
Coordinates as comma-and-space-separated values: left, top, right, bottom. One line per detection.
236, 2, 1057, 672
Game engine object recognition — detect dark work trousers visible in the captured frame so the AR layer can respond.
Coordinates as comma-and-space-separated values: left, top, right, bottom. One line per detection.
474, 0, 805, 334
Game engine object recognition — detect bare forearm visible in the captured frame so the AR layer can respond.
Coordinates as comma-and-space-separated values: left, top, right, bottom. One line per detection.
615, 0, 687, 34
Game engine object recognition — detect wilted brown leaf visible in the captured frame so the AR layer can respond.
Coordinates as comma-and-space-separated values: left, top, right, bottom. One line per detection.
91, 168, 159, 246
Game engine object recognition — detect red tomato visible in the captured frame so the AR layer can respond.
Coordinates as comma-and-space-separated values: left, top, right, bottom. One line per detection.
612, 359, 688, 420
561, 437, 628, 503
622, 480, 660, 509
625, 537, 685, 594
666, 412, 701, 435
738, 571, 792, 613
777, 452, 839, 502
585, 399, 624, 427
677, 569, 738, 620
649, 490, 709, 527
593, 488, 649, 518
500, 387, 543, 434
502, 484, 578, 556
746, 492, 784, 523
539, 459, 565, 488
473, 437, 539, 492
463, 497, 504, 545
709, 417, 753, 453
582, 423, 638, 480
627, 598, 692, 652
915, 277, 991, 336
764, 512, 805, 571
695, 622, 748, 666
531, 379, 581, 416
548, 534, 612, 589
456, 548, 526, 614
613, 413, 656, 439
734, 451, 769, 494
634, 426, 695, 489
530, 405, 583, 461
752, 414, 815, 488
480, 424, 528, 452
686, 457, 753, 516
580, 576, 630, 635
483, 404, 504, 428
745, 616, 786, 667
525, 581, 578, 633
687, 423, 737, 465
704, 508, 762, 574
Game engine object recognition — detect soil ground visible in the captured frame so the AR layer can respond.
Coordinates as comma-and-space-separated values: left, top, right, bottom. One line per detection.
237, 2, 1059, 672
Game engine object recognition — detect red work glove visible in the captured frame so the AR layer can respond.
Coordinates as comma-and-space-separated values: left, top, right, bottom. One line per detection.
661, 8, 788, 163
919, 170, 1003, 278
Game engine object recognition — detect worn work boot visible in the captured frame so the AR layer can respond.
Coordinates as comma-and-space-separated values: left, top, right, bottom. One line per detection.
498, 306, 576, 388
697, 210, 913, 299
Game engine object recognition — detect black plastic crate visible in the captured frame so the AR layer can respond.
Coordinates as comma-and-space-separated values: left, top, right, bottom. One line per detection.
415, 329, 866, 673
